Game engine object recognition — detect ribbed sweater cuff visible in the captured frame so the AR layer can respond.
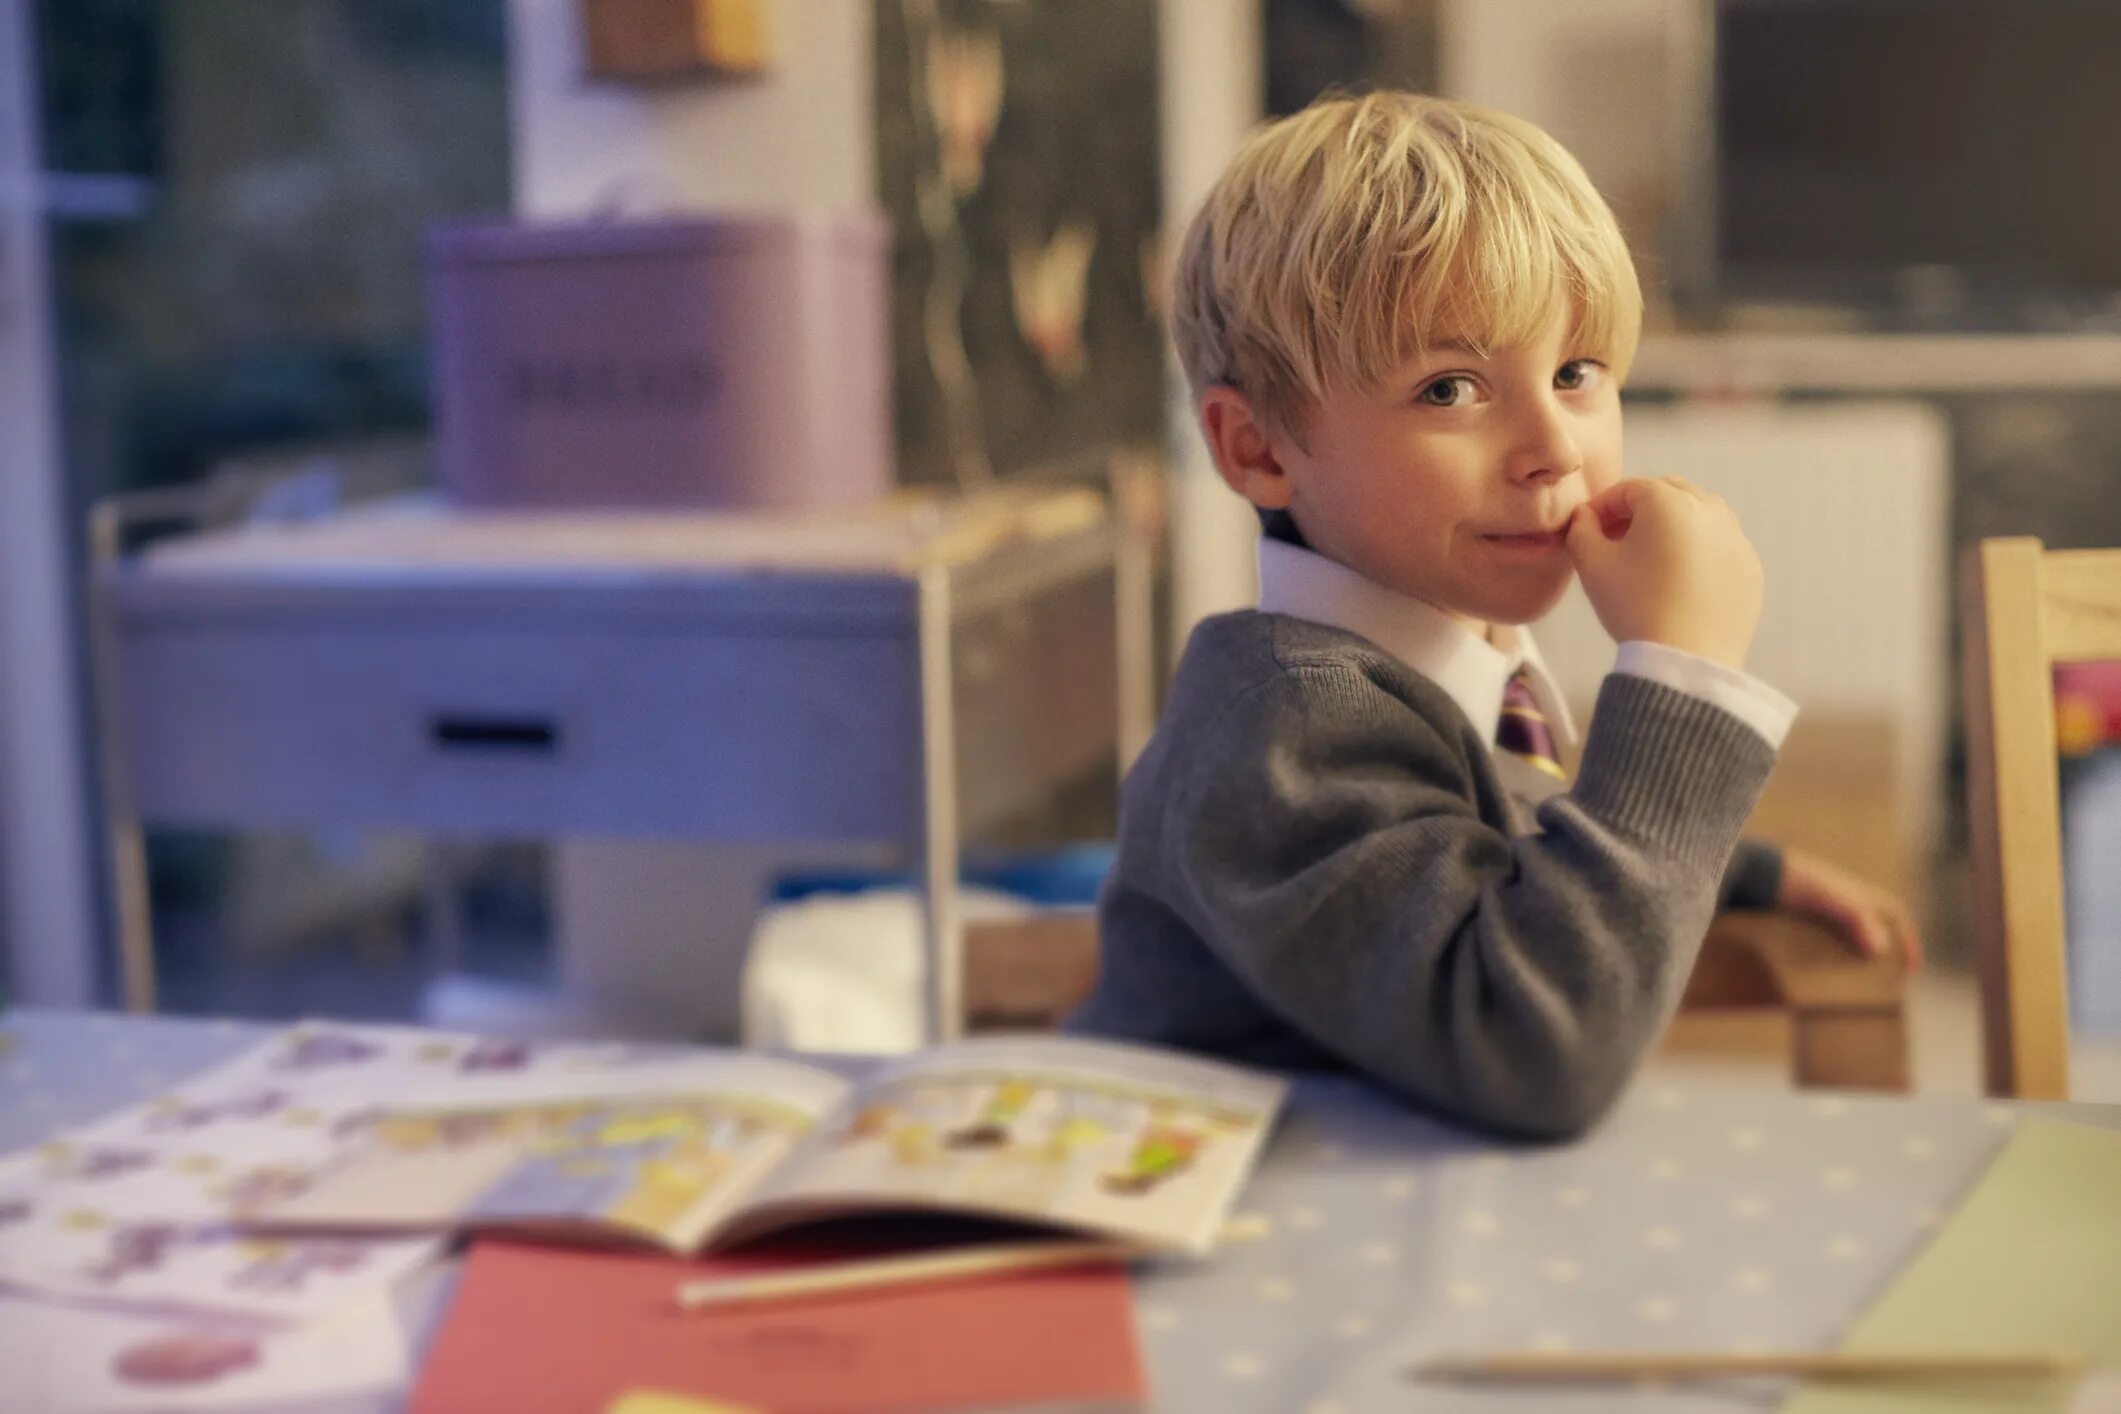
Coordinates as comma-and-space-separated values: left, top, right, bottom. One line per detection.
1571, 673, 1781, 874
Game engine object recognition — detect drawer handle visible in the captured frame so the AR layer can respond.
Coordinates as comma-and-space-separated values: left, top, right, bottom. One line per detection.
429, 715, 560, 754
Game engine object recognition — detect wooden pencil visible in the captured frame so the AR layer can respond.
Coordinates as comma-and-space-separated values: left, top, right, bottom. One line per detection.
1411, 1350, 2087, 1384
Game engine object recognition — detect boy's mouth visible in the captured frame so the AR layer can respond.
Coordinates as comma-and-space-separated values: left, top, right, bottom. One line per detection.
1482, 530, 1567, 552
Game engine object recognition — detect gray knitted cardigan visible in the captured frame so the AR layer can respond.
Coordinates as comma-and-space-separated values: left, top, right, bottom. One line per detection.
1068, 612, 1783, 1139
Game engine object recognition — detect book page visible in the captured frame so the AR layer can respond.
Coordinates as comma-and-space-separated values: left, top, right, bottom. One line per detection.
255, 1056, 850, 1253
726, 1035, 1287, 1256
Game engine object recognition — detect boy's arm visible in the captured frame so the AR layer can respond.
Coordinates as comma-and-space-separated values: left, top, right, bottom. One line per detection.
1606, 638, 1791, 914
1169, 666, 1776, 1140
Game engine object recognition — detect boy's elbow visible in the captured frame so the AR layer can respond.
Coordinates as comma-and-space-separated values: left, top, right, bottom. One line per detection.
1447, 1043, 1637, 1142
1432, 964, 1665, 1140
1495, 1073, 1626, 1142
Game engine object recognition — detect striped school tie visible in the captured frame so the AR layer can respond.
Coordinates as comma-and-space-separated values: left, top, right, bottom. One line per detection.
1496, 669, 1566, 780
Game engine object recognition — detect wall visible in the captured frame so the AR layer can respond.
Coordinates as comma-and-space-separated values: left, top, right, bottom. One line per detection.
0, 0, 99, 1004
1160, 0, 1265, 647
508, 0, 873, 216
1439, 0, 1680, 270
1440, 0, 1674, 177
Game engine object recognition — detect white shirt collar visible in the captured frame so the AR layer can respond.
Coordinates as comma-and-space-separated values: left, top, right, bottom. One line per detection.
1256, 536, 1580, 749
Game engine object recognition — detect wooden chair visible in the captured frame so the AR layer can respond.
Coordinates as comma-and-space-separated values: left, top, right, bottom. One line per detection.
1676, 914, 1908, 1091
1960, 537, 2121, 1098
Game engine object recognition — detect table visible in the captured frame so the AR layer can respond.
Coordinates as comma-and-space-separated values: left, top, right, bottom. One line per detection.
6, 1009, 2113, 1412
87, 472, 1155, 1041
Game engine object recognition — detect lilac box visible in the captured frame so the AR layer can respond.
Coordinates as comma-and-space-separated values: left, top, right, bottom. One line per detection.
427, 212, 893, 510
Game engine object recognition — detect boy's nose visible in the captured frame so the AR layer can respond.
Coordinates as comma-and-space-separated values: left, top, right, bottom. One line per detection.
1504, 402, 1582, 485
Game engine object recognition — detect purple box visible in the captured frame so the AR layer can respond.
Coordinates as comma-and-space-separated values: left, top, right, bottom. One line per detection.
427, 212, 893, 510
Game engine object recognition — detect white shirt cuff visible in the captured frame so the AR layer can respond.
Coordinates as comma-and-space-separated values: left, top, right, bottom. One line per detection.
1611, 641, 1798, 750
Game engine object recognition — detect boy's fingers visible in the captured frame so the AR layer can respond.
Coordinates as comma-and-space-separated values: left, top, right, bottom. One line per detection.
1581, 480, 1645, 537
1564, 502, 1599, 540
1812, 893, 1886, 960
1584, 479, 1645, 515
1849, 910, 1892, 960
1563, 503, 1618, 564
1887, 897, 1926, 971
1662, 477, 1729, 512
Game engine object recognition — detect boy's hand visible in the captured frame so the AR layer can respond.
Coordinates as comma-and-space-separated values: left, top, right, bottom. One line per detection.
1779, 846, 1925, 971
1565, 477, 1764, 669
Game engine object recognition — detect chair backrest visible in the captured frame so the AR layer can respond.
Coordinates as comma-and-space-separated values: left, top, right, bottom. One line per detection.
1960, 537, 2121, 1098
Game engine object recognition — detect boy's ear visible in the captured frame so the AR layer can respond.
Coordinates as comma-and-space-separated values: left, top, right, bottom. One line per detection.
1199, 386, 1295, 511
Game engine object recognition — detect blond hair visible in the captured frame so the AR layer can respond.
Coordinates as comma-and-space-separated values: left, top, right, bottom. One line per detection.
1172, 92, 1642, 441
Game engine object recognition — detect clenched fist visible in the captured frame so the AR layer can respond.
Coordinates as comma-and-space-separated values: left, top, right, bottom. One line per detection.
1565, 477, 1765, 670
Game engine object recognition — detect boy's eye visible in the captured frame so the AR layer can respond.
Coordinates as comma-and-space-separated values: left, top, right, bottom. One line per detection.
1416, 375, 1476, 408
1556, 359, 1606, 391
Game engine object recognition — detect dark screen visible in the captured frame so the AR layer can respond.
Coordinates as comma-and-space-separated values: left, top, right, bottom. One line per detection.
1718, 0, 2121, 305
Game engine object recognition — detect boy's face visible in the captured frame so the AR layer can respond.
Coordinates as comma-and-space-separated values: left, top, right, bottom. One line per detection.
1250, 308, 1622, 627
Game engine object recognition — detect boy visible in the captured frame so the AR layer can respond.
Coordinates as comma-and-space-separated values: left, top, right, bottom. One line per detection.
1068, 93, 1918, 1138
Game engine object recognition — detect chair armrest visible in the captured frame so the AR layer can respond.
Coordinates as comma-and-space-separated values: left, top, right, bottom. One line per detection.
1684, 911, 1911, 1091
1694, 911, 1906, 1010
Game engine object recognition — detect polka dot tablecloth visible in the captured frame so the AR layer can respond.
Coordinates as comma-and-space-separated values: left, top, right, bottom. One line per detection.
3, 1009, 2112, 1412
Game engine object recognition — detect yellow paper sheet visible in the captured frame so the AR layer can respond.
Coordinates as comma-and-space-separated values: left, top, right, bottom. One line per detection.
1785, 1118, 2121, 1413
606, 1393, 762, 1414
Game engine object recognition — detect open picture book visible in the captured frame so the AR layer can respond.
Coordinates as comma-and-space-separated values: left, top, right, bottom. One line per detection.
239, 1034, 1288, 1259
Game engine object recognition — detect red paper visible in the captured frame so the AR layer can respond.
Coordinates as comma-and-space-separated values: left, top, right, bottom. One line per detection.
409, 1241, 1148, 1413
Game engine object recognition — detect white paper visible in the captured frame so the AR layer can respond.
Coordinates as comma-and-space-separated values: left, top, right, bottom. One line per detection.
0, 1289, 408, 1413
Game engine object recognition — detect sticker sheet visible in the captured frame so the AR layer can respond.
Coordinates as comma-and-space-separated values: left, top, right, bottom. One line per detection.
0, 1021, 695, 1320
